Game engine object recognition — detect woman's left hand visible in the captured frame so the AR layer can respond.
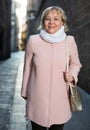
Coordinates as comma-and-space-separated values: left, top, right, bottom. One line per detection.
64, 71, 74, 83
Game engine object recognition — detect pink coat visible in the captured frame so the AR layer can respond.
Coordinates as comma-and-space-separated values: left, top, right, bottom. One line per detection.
21, 35, 82, 127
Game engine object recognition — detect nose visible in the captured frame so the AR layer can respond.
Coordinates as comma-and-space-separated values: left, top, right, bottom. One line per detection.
49, 19, 54, 24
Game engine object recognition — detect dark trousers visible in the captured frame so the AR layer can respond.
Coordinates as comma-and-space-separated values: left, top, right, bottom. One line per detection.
31, 121, 64, 130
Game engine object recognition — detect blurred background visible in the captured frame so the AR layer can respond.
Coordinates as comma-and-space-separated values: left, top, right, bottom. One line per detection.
0, 0, 90, 93
0, 0, 90, 130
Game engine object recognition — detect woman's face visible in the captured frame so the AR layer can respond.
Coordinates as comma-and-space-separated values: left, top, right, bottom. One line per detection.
44, 10, 63, 34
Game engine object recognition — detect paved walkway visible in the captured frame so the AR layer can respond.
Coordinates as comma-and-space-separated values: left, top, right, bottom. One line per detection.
0, 51, 90, 130
0, 52, 24, 130
8, 52, 26, 130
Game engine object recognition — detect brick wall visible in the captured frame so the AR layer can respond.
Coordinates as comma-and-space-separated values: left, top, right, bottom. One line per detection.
63, 0, 90, 93
29, 0, 90, 93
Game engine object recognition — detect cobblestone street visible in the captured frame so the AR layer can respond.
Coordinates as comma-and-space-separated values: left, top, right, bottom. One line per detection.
0, 51, 90, 130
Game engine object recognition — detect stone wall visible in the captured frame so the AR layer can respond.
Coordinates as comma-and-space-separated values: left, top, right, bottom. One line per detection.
0, 0, 11, 60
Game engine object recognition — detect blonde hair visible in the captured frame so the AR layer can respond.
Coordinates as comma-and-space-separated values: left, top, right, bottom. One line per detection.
39, 6, 69, 32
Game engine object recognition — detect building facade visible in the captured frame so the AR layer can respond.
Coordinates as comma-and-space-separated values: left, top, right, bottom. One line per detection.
0, 0, 11, 60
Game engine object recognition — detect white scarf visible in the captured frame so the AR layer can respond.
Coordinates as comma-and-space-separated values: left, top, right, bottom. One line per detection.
39, 26, 67, 43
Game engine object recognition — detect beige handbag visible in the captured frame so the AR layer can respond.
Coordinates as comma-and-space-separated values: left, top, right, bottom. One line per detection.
66, 38, 82, 112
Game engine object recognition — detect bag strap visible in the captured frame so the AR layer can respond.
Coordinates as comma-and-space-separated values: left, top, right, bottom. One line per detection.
66, 37, 72, 87
66, 37, 76, 87
66, 36, 69, 72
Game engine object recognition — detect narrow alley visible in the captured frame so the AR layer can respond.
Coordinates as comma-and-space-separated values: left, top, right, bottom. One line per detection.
0, 0, 90, 130
0, 52, 90, 130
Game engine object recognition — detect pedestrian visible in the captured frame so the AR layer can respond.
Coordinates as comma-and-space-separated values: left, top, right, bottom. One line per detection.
21, 6, 82, 130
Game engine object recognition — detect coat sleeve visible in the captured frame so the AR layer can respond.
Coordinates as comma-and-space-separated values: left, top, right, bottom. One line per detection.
21, 37, 33, 99
69, 36, 82, 84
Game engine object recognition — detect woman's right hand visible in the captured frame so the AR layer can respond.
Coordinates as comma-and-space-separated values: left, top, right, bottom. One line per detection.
64, 71, 74, 83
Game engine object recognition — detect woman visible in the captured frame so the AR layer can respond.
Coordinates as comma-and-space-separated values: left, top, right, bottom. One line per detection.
21, 6, 82, 130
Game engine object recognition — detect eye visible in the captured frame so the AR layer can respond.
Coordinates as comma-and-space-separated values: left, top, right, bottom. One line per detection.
45, 18, 51, 21
54, 18, 59, 21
